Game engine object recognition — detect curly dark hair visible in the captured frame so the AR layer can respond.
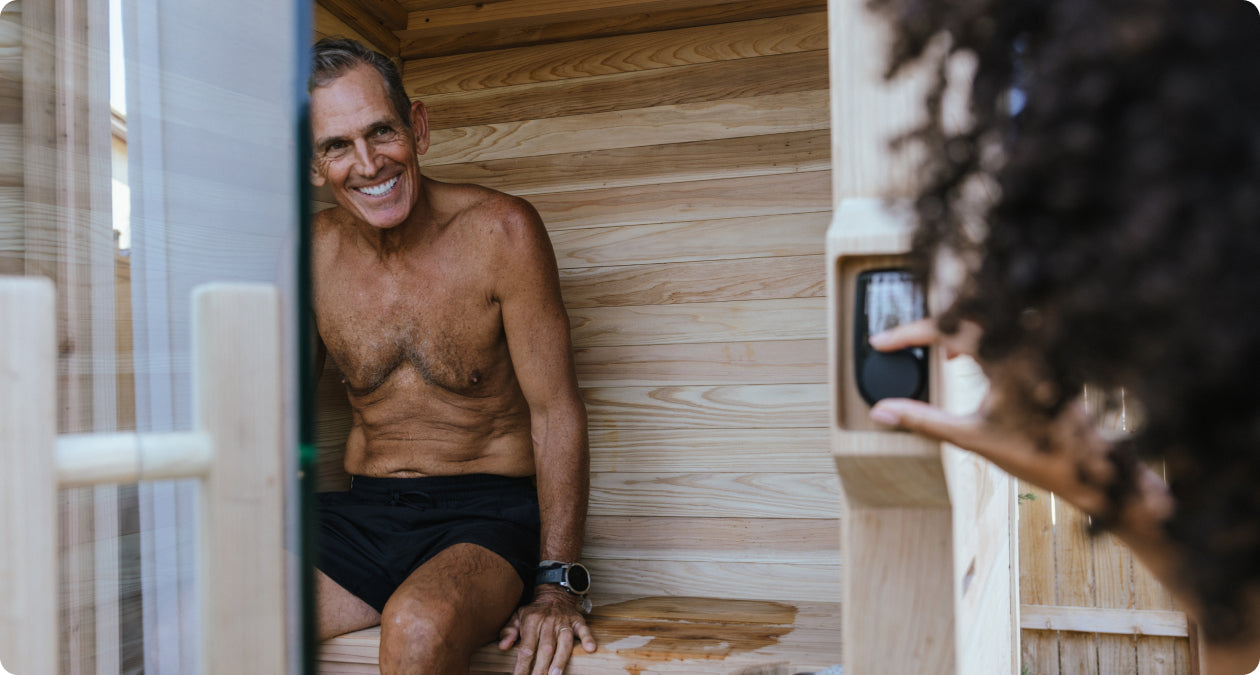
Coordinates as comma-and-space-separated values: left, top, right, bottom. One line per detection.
869, 0, 1260, 641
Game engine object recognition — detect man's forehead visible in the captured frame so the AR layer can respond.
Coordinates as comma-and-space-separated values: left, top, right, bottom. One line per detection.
311, 66, 403, 135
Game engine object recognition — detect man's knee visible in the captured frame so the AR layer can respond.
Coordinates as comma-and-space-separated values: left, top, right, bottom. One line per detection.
379, 593, 462, 662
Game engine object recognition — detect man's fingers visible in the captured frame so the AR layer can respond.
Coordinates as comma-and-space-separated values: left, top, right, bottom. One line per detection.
498, 624, 520, 650
529, 630, 557, 675
574, 620, 597, 653
869, 318, 939, 352
546, 626, 575, 675
512, 616, 543, 675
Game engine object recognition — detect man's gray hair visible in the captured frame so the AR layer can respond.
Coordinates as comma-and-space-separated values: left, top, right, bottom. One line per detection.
310, 37, 413, 128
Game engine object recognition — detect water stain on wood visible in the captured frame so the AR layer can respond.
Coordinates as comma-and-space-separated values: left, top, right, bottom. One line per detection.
587, 596, 798, 665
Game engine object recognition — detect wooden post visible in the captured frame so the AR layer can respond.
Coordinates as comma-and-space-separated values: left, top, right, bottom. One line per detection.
827, 0, 1018, 671
828, 204, 1016, 675
194, 283, 287, 675
0, 277, 59, 675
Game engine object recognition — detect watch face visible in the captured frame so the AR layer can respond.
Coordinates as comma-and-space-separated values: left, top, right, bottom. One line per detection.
566, 563, 591, 594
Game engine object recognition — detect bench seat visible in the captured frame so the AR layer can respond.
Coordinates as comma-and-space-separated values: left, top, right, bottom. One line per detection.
318, 595, 843, 675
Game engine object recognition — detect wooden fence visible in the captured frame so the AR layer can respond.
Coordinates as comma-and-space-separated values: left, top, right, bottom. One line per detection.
1019, 389, 1192, 675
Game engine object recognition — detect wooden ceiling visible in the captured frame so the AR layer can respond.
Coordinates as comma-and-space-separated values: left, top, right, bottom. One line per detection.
316, 0, 827, 61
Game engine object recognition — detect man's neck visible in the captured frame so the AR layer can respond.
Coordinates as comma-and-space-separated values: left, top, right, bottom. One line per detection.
354, 180, 438, 261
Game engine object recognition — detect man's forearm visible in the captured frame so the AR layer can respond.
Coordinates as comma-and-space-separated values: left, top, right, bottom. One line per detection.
532, 403, 590, 563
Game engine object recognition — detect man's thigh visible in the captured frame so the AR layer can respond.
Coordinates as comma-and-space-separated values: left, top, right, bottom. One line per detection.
316, 568, 381, 641
381, 543, 525, 659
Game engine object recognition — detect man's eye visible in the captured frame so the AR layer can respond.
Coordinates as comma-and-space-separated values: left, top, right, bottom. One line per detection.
373, 127, 395, 139
324, 141, 349, 155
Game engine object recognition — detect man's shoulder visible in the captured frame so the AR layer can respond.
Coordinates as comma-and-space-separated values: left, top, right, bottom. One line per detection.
444, 182, 538, 220
439, 182, 544, 240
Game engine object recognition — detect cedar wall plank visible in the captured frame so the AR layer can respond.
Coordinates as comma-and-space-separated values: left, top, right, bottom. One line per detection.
425, 128, 830, 195
405, 0, 762, 35
399, 0, 825, 59
551, 213, 830, 268
317, 0, 400, 56
589, 427, 831, 473
531, 171, 831, 230
585, 558, 841, 603
583, 516, 839, 563
313, 3, 377, 50
560, 256, 824, 308
419, 51, 831, 129
0, 124, 20, 186
583, 383, 827, 429
588, 472, 840, 519
424, 90, 830, 165
404, 13, 827, 95
575, 339, 827, 386
569, 297, 826, 348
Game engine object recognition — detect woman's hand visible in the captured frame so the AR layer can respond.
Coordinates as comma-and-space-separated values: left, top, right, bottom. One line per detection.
866, 318, 1163, 523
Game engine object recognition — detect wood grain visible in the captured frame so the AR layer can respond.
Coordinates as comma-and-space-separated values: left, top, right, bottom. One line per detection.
1020, 605, 1187, 637
584, 558, 841, 603
322, 597, 845, 674
316, 0, 401, 56
531, 171, 831, 231
194, 285, 287, 675
1133, 464, 1183, 674
552, 212, 829, 269
404, 13, 827, 95
561, 257, 824, 310
0, 279, 58, 675
1019, 484, 1061, 675
589, 471, 840, 519
1054, 502, 1100, 675
398, 0, 826, 59
582, 516, 840, 563
425, 90, 830, 166
419, 51, 831, 129
569, 297, 826, 348
590, 427, 831, 473
345, 0, 408, 30
313, 3, 377, 50
426, 129, 830, 195
405, 0, 764, 35
0, 124, 21, 186
583, 384, 827, 430
574, 339, 827, 386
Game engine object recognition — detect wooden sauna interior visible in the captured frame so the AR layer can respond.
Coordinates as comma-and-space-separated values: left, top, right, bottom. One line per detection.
310, 0, 840, 672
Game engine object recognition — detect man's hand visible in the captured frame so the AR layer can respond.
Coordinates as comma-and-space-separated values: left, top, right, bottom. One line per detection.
498, 586, 597, 675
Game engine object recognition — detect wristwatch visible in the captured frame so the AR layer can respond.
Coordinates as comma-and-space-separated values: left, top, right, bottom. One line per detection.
535, 560, 592, 596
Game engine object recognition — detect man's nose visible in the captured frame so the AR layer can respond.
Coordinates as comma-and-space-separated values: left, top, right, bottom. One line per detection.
351, 140, 378, 177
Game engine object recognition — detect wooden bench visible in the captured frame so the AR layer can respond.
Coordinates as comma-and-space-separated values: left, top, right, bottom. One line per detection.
319, 596, 842, 674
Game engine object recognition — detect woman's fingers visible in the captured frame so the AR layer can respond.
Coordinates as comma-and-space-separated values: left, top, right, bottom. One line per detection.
869, 317, 983, 360
869, 318, 940, 351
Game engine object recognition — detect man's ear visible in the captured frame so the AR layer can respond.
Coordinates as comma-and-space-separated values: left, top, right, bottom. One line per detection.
309, 160, 326, 187
410, 100, 431, 156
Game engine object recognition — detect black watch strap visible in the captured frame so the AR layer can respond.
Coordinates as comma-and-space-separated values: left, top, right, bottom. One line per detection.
534, 561, 591, 595
535, 565, 567, 586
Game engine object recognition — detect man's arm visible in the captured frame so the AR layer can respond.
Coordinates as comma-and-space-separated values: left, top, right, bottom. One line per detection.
491, 198, 597, 675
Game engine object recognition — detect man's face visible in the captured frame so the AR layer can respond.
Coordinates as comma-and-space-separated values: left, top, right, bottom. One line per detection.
310, 64, 429, 230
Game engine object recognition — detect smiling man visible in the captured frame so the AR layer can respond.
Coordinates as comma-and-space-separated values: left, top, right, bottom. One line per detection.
307, 38, 595, 675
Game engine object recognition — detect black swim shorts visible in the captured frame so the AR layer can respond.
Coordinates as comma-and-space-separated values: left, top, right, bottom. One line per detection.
316, 473, 541, 613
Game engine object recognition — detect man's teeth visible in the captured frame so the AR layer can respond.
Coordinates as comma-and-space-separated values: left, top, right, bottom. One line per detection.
357, 176, 398, 197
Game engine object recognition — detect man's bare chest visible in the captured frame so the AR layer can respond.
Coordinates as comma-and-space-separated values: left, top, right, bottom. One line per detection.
314, 267, 504, 396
